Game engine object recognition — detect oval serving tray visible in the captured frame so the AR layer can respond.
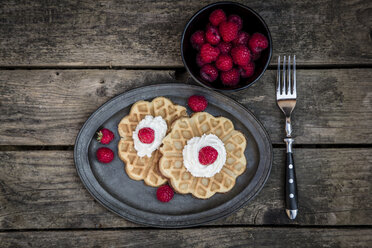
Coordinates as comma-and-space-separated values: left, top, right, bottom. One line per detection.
74, 84, 272, 228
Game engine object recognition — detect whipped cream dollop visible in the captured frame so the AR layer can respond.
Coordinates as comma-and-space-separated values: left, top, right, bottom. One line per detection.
182, 134, 227, 178
132, 115, 167, 158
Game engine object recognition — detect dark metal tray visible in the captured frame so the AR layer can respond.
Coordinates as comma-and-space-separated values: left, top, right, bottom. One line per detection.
74, 84, 272, 228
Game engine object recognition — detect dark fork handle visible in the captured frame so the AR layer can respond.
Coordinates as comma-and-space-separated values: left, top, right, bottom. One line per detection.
284, 138, 298, 219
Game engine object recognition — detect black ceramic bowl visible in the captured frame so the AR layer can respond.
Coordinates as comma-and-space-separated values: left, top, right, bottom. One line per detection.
181, 2, 272, 91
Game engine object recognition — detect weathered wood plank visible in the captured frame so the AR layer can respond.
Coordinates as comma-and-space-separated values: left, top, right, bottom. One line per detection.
0, 228, 371, 248
0, 69, 371, 145
0, 0, 371, 66
0, 149, 370, 229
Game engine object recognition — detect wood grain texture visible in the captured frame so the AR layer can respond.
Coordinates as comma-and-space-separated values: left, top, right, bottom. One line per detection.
0, 149, 370, 229
0, 0, 371, 67
0, 228, 371, 248
0, 69, 371, 145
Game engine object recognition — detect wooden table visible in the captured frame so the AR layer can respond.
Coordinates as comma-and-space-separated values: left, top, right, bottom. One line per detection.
0, 0, 371, 247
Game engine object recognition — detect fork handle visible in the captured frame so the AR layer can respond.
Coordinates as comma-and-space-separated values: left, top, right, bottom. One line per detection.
284, 138, 298, 220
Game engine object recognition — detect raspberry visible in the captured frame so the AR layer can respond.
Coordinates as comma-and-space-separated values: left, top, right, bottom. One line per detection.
205, 25, 221, 45
96, 128, 114, 144
248, 33, 269, 53
188, 95, 208, 112
217, 42, 232, 54
200, 43, 220, 63
209, 9, 226, 26
232, 31, 250, 47
196, 53, 207, 67
227, 15, 243, 30
96, 147, 114, 163
190, 30, 205, 50
231, 45, 251, 66
215, 54, 233, 71
251, 51, 261, 61
221, 68, 240, 86
198, 146, 218, 165
200, 64, 218, 82
138, 127, 155, 144
156, 185, 174, 203
240, 62, 255, 78
219, 21, 239, 42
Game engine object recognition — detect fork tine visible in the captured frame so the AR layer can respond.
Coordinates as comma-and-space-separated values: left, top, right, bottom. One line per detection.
293, 55, 296, 96
288, 56, 291, 94
277, 56, 281, 95
282, 56, 286, 95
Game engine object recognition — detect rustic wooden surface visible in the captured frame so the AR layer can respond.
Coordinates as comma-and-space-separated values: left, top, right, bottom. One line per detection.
0, 0, 371, 247
1, 228, 371, 248
0, 149, 370, 229
0, 0, 371, 67
1, 69, 371, 145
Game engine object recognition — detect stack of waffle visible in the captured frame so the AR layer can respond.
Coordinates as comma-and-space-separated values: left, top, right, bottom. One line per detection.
118, 97, 247, 199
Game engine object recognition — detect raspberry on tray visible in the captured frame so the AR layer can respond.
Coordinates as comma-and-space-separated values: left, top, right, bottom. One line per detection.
188, 95, 208, 112
156, 185, 174, 202
96, 147, 114, 163
96, 128, 114, 144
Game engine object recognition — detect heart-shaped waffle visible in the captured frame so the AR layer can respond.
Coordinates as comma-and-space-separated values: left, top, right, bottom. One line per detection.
159, 112, 247, 199
118, 97, 187, 187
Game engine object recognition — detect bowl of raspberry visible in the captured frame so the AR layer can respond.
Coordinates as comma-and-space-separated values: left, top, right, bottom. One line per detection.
181, 2, 272, 91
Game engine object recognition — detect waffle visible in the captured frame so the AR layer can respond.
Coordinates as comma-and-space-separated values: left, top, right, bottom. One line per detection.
118, 97, 187, 187
159, 112, 247, 199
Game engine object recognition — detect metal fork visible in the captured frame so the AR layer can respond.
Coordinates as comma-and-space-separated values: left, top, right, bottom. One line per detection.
277, 55, 298, 220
